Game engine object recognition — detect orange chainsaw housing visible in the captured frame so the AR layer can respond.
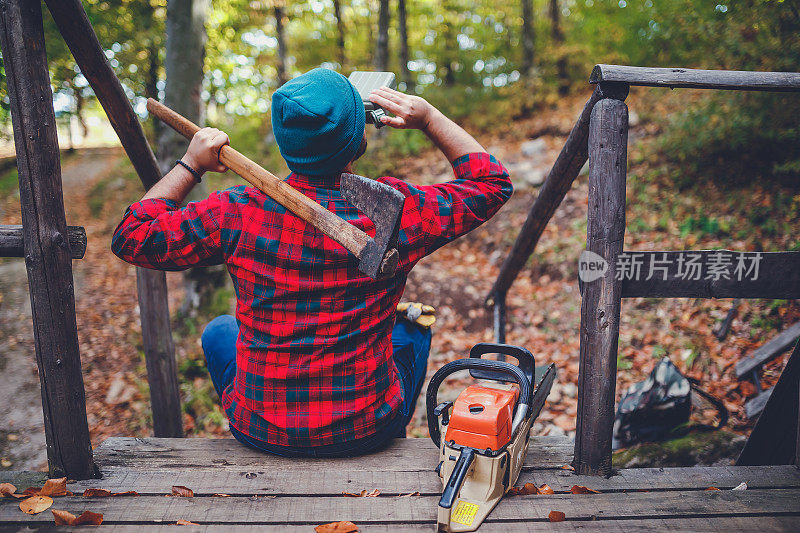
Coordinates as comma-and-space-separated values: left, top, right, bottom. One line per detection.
444, 385, 519, 451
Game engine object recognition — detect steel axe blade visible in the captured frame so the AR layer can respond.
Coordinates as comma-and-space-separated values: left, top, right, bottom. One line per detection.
340, 173, 405, 279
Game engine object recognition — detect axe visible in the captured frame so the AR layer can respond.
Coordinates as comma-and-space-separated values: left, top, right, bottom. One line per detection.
146, 98, 405, 279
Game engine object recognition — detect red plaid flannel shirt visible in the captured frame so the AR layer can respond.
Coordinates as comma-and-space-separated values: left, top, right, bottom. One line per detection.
112, 152, 511, 446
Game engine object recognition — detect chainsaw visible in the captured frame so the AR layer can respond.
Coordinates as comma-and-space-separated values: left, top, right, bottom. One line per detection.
426, 343, 557, 532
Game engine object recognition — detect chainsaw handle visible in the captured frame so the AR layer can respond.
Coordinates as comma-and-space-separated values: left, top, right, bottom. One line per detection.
439, 447, 476, 509
426, 358, 531, 448
469, 343, 535, 387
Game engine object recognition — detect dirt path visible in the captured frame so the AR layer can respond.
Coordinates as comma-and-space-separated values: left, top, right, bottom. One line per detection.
0, 149, 121, 471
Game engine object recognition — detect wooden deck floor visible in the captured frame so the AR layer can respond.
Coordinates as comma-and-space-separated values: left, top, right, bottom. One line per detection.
2, 435, 800, 531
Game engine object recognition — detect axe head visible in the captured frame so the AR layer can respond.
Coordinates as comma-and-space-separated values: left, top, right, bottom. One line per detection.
341, 173, 406, 279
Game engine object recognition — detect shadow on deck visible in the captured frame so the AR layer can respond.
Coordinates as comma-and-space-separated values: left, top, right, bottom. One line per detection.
2, 435, 800, 531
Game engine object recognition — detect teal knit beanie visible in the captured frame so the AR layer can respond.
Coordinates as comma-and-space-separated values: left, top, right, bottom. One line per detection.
271, 68, 366, 177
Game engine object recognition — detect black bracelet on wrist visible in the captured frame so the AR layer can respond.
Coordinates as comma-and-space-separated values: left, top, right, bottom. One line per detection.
175, 159, 202, 183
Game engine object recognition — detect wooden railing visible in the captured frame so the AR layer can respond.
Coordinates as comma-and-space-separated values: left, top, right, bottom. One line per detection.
0, 0, 183, 478
487, 64, 800, 475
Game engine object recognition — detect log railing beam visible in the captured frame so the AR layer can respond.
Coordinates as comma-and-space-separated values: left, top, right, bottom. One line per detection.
591, 64, 800, 92
1, 225, 87, 259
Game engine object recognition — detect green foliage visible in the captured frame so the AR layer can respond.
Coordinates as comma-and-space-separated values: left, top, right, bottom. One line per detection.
662, 92, 800, 187
0, 164, 18, 198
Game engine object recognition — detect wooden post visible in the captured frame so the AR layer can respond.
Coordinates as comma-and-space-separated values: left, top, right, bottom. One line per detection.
493, 292, 507, 345
45, 0, 184, 437
137, 269, 183, 437
0, 0, 97, 479
573, 94, 629, 476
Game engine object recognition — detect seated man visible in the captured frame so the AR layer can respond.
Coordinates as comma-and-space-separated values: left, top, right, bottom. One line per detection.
112, 68, 511, 457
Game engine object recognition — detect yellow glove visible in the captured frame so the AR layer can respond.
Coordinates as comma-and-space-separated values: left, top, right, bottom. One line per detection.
396, 301, 436, 328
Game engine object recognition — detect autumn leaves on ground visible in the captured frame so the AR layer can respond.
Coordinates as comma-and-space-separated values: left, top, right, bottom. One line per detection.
0, 89, 798, 471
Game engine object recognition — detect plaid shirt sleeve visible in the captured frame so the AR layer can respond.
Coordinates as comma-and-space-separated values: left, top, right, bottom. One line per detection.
111, 192, 225, 270
381, 152, 512, 268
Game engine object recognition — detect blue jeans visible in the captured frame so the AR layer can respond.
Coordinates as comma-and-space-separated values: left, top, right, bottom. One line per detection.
201, 315, 432, 457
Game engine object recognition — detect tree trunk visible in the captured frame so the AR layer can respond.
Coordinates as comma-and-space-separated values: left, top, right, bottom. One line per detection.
521, 0, 535, 78
374, 0, 390, 71
333, 0, 346, 69
549, 0, 568, 94
440, 2, 457, 85
274, 5, 288, 86
398, 0, 411, 88
159, 0, 213, 314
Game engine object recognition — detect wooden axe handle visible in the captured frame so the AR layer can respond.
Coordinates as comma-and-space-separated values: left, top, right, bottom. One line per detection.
146, 98, 369, 257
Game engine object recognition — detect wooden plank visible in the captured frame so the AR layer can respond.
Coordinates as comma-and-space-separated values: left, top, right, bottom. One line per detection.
0, 224, 86, 259
574, 97, 628, 476
0, 0, 96, 480
738, 341, 799, 466
487, 82, 628, 302
619, 251, 800, 301
737, 321, 800, 378
745, 387, 773, 419
30, 517, 800, 532
2, 489, 800, 524
44, 0, 183, 437
4, 464, 800, 497
590, 64, 800, 92
91, 436, 573, 471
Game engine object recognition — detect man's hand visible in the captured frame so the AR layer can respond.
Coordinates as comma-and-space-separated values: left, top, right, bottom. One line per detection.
368, 87, 434, 130
183, 127, 229, 174
370, 87, 484, 162
141, 127, 229, 202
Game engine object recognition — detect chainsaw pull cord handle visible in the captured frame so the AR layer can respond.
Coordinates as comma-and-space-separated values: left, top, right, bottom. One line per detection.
426, 358, 532, 449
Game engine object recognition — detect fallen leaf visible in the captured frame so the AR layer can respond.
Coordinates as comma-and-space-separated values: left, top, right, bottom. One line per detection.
73, 511, 103, 525
315, 521, 359, 533
83, 488, 113, 497
212, 493, 231, 497
399, 492, 420, 497
112, 491, 139, 496
508, 482, 538, 496
570, 485, 600, 494
341, 489, 380, 497
705, 487, 721, 491
732, 482, 747, 491
561, 464, 575, 471
40, 478, 67, 497
177, 519, 199, 525
548, 510, 566, 522
538, 484, 555, 495
0, 483, 17, 497
52, 509, 76, 525
21, 487, 41, 497
172, 486, 194, 497
19, 495, 53, 514
739, 381, 757, 398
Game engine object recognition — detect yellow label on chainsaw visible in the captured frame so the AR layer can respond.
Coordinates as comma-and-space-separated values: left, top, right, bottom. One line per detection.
451, 501, 479, 526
